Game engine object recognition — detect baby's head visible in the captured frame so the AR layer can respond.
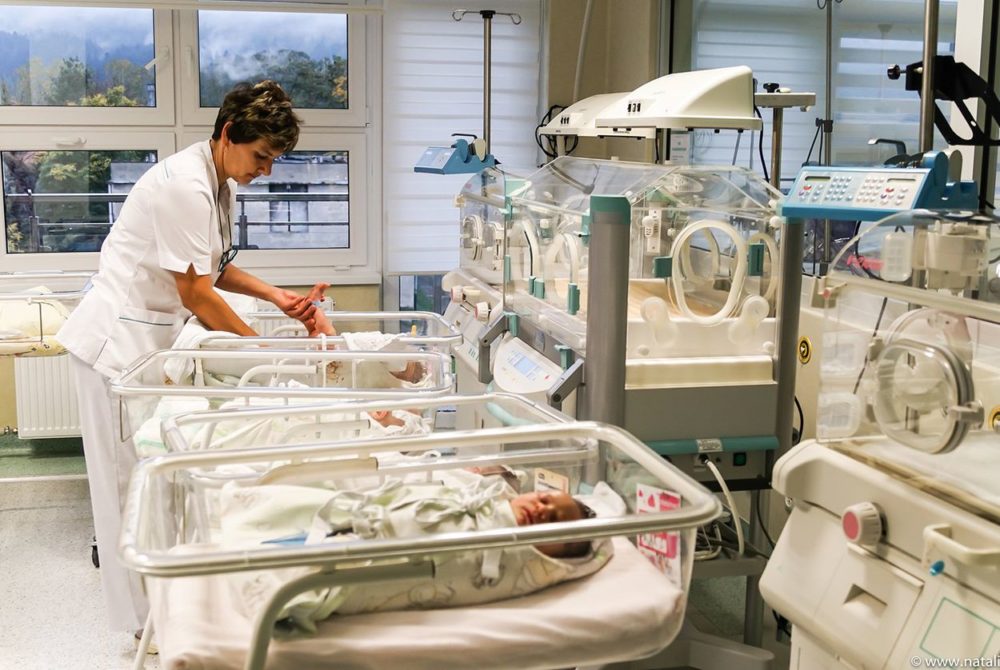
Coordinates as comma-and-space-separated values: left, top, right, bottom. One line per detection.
508, 491, 595, 559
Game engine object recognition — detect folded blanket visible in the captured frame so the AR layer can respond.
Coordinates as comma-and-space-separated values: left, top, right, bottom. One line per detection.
341, 331, 405, 352
0, 286, 71, 338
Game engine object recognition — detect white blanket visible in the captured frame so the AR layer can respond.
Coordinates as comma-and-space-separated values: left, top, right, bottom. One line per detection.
148, 535, 684, 670
217, 477, 612, 632
133, 395, 430, 457
0, 286, 71, 338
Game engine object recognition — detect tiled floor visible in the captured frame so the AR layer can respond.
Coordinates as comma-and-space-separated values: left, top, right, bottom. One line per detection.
0, 434, 86, 478
0, 477, 159, 670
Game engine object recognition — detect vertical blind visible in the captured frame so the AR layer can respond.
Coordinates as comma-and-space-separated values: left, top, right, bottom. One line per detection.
382, 0, 542, 274
692, 0, 826, 183
692, 0, 957, 184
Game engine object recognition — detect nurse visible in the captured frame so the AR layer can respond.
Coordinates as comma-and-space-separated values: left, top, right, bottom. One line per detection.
57, 80, 316, 634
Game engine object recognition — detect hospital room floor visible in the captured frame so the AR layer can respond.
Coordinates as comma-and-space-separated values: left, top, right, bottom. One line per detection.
0, 440, 788, 669
0, 476, 160, 669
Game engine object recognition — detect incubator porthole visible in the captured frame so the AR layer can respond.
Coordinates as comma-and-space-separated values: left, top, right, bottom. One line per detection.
870, 339, 975, 454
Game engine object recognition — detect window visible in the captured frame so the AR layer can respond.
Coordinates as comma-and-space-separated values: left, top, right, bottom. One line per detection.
0, 131, 174, 272
398, 274, 450, 315
689, 0, 960, 275
267, 183, 308, 235
183, 132, 369, 270
691, 0, 825, 177
831, 1, 957, 164
0, 4, 375, 282
239, 150, 349, 248
689, 0, 957, 180
198, 11, 347, 110
0, 5, 173, 125
2, 149, 157, 254
179, 10, 367, 127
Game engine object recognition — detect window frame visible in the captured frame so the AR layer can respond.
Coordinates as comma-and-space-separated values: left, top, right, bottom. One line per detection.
0, 129, 176, 272
178, 130, 369, 271
0, 6, 174, 127
177, 10, 367, 128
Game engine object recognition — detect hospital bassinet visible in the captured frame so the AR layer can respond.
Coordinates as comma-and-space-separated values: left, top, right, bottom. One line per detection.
220, 310, 462, 355
121, 421, 721, 670
154, 392, 570, 459
110, 348, 456, 445
0, 271, 91, 356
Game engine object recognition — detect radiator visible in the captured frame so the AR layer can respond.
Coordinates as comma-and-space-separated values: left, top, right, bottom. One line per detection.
14, 354, 81, 438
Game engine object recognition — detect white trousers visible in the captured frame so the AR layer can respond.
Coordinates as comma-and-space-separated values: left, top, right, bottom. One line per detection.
70, 353, 148, 631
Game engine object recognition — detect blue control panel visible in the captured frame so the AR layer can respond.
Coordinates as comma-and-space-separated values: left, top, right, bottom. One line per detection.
779, 152, 979, 221
788, 169, 926, 209
414, 138, 498, 175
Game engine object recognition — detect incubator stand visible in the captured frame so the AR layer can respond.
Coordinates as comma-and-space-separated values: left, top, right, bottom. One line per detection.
760, 210, 1000, 669
472, 156, 790, 478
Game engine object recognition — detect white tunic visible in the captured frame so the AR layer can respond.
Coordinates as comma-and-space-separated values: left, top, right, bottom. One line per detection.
58, 140, 235, 631
58, 140, 236, 378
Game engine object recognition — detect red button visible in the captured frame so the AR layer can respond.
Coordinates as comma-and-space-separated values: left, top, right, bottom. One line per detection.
842, 511, 860, 541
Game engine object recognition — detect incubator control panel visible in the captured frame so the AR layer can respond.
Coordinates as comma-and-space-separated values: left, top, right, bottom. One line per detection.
493, 336, 561, 395
785, 168, 928, 211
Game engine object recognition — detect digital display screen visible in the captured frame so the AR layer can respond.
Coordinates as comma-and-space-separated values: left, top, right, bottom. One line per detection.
887, 177, 917, 183
513, 355, 536, 375
805, 175, 831, 182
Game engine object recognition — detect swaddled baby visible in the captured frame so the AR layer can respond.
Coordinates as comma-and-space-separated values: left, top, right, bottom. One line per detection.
220, 476, 612, 633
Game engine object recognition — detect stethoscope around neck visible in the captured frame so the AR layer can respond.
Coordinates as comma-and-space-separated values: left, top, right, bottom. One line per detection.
217, 185, 238, 273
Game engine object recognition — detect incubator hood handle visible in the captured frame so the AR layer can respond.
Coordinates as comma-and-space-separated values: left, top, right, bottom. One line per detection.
922, 523, 1000, 571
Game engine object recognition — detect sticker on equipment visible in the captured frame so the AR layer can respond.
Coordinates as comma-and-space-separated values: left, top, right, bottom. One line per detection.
636, 484, 682, 587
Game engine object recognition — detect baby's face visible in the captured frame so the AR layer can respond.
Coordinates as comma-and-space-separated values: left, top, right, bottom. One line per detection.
509, 491, 587, 558
509, 491, 583, 526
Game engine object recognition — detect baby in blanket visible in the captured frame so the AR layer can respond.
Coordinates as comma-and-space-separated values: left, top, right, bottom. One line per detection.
303, 302, 427, 385
221, 475, 611, 632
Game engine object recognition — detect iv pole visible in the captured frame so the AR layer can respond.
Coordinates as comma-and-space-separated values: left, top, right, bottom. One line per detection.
452, 9, 522, 157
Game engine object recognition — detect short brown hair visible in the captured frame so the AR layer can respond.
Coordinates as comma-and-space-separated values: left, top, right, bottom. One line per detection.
212, 80, 301, 153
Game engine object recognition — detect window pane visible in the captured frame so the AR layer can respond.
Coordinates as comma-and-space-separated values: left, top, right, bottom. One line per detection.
0, 6, 155, 107
234, 150, 349, 250
197, 11, 348, 109
2, 150, 157, 253
831, 1, 958, 164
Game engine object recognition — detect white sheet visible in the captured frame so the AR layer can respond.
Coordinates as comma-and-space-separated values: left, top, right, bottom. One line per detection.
148, 536, 684, 670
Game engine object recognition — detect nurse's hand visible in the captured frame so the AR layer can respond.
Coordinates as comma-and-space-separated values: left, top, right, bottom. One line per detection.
273, 289, 316, 323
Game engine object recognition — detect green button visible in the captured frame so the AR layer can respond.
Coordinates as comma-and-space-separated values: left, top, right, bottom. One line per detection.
748, 243, 765, 277
653, 256, 673, 278
733, 452, 748, 467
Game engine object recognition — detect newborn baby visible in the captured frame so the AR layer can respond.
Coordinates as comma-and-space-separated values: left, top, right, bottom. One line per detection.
508, 490, 595, 558
221, 476, 610, 631
303, 298, 428, 387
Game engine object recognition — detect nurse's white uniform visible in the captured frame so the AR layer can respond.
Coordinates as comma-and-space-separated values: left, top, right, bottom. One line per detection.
58, 140, 235, 631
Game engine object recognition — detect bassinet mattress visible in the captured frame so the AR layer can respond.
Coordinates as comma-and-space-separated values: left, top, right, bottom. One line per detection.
148, 536, 685, 670
0, 336, 65, 356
